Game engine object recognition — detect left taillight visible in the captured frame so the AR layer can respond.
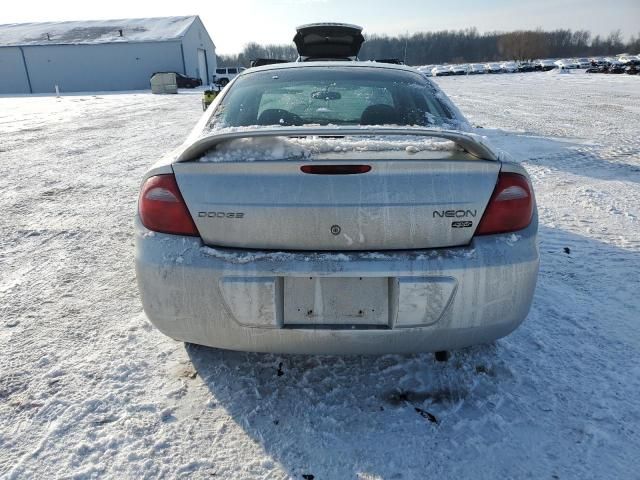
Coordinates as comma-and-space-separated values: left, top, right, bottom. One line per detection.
138, 174, 199, 236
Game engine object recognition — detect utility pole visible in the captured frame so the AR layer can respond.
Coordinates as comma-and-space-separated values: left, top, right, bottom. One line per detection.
403, 30, 409, 64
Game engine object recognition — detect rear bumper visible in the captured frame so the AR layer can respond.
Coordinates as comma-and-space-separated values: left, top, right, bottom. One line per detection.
135, 217, 539, 354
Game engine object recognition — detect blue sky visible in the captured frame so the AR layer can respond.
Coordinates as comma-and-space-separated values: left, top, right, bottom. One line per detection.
3, 0, 639, 53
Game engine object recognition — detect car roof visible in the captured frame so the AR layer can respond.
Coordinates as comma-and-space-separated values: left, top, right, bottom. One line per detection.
239, 60, 424, 77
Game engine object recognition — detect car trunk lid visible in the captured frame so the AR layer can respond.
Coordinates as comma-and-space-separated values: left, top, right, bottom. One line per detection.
293, 23, 365, 60
173, 148, 500, 250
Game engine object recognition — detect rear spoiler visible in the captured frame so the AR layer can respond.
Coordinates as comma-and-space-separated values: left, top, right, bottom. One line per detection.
175, 126, 498, 162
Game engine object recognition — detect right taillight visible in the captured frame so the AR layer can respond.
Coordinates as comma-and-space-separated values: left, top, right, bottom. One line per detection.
138, 174, 199, 236
476, 172, 533, 236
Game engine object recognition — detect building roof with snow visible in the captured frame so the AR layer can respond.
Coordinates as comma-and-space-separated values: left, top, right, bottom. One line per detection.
0, 15, 216, 94
0, 16, 199, 47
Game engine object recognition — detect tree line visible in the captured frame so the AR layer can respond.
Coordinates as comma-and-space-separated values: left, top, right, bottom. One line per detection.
217, 28, 640, 67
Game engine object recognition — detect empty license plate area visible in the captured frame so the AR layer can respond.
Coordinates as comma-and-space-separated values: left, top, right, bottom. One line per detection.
283, 277, 389, 327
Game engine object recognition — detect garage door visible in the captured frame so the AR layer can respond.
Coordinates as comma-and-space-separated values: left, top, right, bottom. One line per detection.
197, 49, 208, 85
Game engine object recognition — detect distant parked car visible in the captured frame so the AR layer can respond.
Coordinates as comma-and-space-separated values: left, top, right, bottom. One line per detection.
431, 65, 451, 76
151, 72, 202, 88
625, 64, 639, 75
617, 54, 635, 64
517, 62, 535, 73
417, 65, 434, 76
250, 58, 289, 68
554, 59, 579, 69
449, 64, 468, 75
213, 67, 246, 86
485, 63, 502, 73
576, 58, 591, 68
501, 62, 519, 73
607, 63, 626, 74
586, 65, 606, 74
589, 57, 607, 67
375, 58, 404, 65
175, 73, 203, 88
467, 63, 486, 74
587, 60, 630, 74
537, 59, 557, 71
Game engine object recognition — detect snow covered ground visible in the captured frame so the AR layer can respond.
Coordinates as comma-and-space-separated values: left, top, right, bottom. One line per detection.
1, 73, 639, 479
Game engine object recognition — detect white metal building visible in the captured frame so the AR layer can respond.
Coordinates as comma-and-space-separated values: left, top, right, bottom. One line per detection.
0, 16, 216, 94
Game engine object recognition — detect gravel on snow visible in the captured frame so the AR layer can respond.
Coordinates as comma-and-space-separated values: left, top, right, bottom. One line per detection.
1, 74, 639, 479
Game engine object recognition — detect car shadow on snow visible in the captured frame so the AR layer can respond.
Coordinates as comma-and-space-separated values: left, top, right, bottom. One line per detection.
478, 127, 640, 183
185, 226, 640, 479
186, 341, 501, 479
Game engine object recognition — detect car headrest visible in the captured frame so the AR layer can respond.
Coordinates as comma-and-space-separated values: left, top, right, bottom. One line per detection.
257, 109, 304, 126
360, 104, 400, 126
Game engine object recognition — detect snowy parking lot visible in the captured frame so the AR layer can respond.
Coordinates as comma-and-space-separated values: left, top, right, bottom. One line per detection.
1, 72, 639, 479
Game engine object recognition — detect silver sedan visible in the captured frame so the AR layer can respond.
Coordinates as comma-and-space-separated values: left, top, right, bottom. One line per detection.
135, 62, 539, 355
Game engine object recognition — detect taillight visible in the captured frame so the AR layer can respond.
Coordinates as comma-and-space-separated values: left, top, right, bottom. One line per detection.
476, 172, 533, 236
138, 174, 199, 236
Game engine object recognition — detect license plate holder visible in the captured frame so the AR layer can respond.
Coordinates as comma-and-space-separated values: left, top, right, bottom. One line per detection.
283, 277, 389, 326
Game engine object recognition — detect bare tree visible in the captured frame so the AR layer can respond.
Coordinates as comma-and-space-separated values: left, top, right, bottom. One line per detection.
218, 28, 639, 67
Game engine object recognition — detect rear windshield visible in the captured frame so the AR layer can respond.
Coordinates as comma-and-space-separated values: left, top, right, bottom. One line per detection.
209, 67, 458, 128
